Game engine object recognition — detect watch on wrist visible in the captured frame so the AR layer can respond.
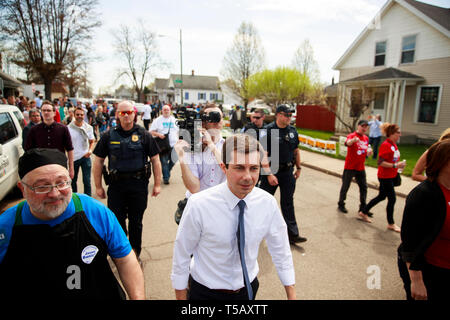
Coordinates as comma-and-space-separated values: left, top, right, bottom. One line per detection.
296, 166, 301, 170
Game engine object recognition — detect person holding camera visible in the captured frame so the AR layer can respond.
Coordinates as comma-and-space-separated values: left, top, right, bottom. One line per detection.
173, 104, 226, 223
93, 100, 162, 259
150, 105, 179, 185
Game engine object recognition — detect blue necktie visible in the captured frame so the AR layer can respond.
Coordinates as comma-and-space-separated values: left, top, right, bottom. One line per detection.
237, 200, 253, 300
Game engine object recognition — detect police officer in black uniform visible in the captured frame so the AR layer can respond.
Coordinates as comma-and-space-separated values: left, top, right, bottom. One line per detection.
93, 101, 162, 258
260, 105, 307, 244
242, 108, 267, 186
242, 108, 267, 140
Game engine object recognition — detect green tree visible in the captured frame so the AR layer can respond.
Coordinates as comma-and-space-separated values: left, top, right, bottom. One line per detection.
246, 67, 311, 107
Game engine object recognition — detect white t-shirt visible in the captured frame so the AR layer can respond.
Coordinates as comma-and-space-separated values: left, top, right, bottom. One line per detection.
68, 123, 95, 161
150, 115, 179, 147
142, 104, 152, 120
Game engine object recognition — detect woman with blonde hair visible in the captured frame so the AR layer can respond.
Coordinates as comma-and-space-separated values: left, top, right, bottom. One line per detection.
412, 128, 450, 182
358, 123, 406, 232
95, 105, 106, 134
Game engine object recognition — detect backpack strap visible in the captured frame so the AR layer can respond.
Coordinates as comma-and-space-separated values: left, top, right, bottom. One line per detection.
72, 193, 83, 213
14, 201, 26, 226
14, 194, 83, 226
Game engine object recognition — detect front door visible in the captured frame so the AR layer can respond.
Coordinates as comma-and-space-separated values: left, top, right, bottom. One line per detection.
372, 90, 386, 121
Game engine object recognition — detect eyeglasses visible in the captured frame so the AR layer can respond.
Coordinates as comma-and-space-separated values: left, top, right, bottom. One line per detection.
42, 109, 54, 113
280, 112, 292, 118
22, 180, 72, 194
252, 116, 262, 120
118, 110, 134, 116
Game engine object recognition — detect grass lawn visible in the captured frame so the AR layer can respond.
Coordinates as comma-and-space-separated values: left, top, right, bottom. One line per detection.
296, 127, 428, 177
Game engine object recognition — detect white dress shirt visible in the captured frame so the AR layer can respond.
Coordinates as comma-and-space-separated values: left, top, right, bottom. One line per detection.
184, 137, 226, 198
171, 181, 295, 291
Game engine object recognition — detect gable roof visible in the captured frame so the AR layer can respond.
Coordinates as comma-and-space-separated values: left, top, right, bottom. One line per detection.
154, 78, 170, 91
341, 67, 424, 83
403, 0, 450, 31
0, 70, 22, 87
169, 74, 220, 90
333, 0, 450, 70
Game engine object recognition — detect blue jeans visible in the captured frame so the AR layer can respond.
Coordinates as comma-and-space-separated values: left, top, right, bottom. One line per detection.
369, 136, 381, 159
161, 148, 176, 182
72, 157, 92, 196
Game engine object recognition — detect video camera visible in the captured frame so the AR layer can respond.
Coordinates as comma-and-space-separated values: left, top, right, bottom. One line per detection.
176, 107, 221, 152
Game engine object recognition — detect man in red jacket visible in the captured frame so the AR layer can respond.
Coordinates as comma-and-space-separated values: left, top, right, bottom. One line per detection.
338, 120, 373, 214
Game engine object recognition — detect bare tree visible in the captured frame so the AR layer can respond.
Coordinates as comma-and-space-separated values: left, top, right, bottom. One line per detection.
0, 0, 101, 99
58, 49, 91, 97
292, 39, 320, 104
113, 21, 163, 103
325, 84, 374, 133
221, 21, 265, 108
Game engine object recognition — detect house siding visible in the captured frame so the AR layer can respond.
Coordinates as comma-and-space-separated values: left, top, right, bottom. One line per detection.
339, 2, 450, 72
335, 1, 449, 141
339, 57, 450, 140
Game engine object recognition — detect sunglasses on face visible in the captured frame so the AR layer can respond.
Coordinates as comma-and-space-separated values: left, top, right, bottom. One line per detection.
118, 110, 134, 116
280, 112, 292, 118
252, 116, 262, 120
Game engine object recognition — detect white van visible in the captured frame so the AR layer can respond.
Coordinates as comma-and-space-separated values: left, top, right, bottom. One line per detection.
0, 104, 25, 201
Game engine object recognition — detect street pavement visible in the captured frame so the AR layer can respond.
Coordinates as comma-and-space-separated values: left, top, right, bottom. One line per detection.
0, 138, 420, 300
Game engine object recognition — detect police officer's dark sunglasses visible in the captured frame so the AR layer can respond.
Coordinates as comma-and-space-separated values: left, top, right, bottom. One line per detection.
118, 110, 134, 116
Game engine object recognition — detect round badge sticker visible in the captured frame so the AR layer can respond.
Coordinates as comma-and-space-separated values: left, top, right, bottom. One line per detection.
81, 245, 99, 264
391, 146, 395, 152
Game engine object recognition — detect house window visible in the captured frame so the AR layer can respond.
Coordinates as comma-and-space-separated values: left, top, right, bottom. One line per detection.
374, 41, 386, 66
417, 86, 440, 124
401, 35, 416, 64
210, 93, 218, 101
185, 92, 189, 100
198, 93, 206, 100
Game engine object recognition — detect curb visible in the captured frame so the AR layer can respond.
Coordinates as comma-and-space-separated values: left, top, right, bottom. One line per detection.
301, 162, 408, 199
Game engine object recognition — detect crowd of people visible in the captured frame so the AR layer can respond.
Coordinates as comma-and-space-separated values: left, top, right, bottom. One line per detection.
0, 92, 449, 301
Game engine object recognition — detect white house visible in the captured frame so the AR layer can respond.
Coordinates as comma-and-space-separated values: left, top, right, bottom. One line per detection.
333, 0, 450, 143
154, 71, 222, 105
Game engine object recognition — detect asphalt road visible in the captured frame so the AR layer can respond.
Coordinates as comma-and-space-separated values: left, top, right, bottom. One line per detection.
131, 163, 406, 300
0, 152, 406, 300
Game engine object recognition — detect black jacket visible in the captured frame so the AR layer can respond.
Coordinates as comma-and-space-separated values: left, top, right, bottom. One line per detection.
398, 180, 447, 270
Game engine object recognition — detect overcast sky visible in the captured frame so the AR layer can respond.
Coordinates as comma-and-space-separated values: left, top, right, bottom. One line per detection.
89, 0, 449, 94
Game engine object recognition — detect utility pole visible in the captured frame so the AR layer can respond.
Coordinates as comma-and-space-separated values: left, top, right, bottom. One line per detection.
180, 29, 183, 105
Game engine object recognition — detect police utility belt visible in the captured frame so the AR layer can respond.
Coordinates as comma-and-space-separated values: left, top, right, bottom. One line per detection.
278, 162, 295, 171
110, 169, 147, 181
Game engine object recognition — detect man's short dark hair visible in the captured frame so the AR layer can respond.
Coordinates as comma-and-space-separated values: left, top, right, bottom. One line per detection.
42, 100, 55, 111
74, 106, 85, 114
222, 134, 264, 168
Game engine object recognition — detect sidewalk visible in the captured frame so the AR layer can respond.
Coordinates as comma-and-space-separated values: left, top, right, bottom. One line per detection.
300, 149, 418, 198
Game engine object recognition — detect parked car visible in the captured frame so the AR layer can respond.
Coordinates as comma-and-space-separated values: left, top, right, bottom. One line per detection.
134, 103, 146, 113
245, 99, 274, 123
0, 104, 25, 201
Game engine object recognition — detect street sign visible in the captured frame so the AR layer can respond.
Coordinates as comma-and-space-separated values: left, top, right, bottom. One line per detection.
174, 79, 182, 83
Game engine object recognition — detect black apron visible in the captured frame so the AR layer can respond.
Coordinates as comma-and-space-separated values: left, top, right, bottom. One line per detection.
0, 194, 126, 300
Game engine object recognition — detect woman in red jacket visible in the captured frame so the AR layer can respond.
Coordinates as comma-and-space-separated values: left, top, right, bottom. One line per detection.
358, 123, 406, 232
